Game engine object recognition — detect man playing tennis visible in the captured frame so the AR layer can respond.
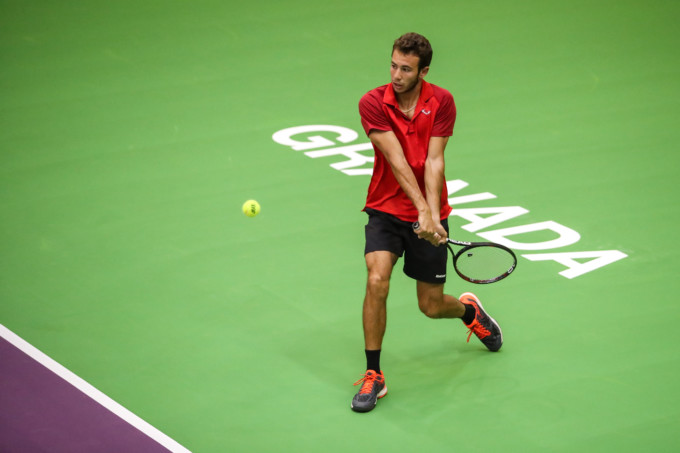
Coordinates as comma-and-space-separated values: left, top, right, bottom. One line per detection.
351, 33, 503, 413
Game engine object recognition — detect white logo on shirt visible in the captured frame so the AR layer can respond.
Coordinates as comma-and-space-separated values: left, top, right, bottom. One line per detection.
422, 109, 431, 115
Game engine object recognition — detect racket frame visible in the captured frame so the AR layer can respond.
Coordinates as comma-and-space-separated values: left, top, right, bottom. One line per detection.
412, 221, 517, 284
446, 239, 517, 284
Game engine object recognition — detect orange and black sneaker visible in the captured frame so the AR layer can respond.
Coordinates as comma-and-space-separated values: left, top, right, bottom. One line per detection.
460, 292, 503, 352
351, 370, 387, 413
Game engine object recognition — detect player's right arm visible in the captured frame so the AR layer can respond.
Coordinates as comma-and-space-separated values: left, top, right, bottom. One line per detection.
367, 130, 439, 245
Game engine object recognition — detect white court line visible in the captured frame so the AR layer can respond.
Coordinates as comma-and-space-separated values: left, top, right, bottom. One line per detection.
0, 323, 191, 453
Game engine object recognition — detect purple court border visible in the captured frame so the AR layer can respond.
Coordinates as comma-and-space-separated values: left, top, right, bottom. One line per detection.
0, 324, 190, 453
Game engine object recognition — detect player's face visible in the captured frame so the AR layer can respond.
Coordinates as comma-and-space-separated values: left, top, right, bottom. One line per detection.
390, 50, 428, 95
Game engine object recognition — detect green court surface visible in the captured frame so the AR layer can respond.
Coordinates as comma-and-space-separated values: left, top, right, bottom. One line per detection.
2, 1, 679, 451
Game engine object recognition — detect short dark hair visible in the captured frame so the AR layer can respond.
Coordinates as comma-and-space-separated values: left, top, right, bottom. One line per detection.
392, 33, 433, 71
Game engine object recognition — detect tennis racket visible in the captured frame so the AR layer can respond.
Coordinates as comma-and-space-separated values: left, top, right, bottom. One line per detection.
413, 221, 517, 284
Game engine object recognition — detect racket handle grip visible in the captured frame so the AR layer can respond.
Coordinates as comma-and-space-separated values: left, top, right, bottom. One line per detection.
412, 221, 420, 231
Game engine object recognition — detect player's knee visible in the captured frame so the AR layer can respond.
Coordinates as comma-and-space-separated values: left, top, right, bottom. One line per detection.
366, 272, 390, 297
419, 305, 441, 319
418, 295, 444, 319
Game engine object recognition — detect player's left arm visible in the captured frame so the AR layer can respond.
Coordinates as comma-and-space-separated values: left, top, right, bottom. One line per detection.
424, 136, 449, 244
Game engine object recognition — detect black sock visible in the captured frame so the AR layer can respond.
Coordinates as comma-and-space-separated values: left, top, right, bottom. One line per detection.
461, 303, 476, 325
365, 349, 381, 374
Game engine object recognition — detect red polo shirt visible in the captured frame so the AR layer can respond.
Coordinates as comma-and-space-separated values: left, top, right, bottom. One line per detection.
359, 80, 456, 222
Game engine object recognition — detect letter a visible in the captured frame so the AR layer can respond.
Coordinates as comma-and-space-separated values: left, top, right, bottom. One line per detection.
522, 250, 628, 279
478, 221, 581, 251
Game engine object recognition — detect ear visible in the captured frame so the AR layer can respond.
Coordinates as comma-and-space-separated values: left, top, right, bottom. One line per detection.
419, 66, 430, 79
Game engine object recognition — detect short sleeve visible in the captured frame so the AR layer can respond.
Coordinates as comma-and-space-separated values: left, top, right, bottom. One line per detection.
431, 90, 456, 137
359, 91, 392, 136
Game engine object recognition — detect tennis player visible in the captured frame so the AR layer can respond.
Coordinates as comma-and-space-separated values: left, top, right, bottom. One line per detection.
351, 33, 503, 413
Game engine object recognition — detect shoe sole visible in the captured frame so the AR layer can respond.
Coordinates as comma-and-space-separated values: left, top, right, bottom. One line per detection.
350, 386, 387, 413
460, 292, 503, 349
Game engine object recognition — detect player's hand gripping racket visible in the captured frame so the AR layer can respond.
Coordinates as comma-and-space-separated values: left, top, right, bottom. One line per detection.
413, 221, 517, 284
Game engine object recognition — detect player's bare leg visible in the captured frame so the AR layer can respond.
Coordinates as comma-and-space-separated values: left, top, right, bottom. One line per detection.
351, 250, 396, 413
416, 281, 465, 319
363, 251, 398, 350
417, 281, 504, 352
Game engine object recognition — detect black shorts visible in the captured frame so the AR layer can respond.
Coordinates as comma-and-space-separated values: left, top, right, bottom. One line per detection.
364, 208, 449, 284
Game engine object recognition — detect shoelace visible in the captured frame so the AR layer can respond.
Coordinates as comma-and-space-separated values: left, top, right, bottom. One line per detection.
466, 319, 491, 342
354, 372, 380, 395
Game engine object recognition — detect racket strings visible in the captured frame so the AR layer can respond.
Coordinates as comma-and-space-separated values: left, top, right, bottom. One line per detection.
453, 245, 515, 282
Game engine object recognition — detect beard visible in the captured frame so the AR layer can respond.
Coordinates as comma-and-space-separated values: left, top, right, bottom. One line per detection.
392, 75, 421, 95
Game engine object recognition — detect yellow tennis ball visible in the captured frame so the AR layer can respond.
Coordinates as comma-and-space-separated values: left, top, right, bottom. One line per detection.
242, 199, 260, 217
